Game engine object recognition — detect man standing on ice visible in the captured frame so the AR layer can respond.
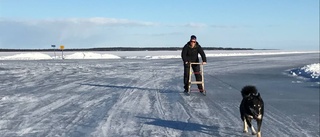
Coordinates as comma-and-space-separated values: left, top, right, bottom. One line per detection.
181, 35, 207, 92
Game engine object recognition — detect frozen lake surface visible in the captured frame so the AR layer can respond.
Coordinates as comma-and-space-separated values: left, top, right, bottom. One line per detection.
0, 51, 319, 137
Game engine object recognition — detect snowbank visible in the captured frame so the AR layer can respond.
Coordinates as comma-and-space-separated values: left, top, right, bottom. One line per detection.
125, 55, 180, 60
0, 53, 52, 60
206, 51, 318, 57
125, 51, 320, 60
0, 50, 318, 60
64, 52, 121, 59
0, 52, 121, 60
290, 63, 320, 82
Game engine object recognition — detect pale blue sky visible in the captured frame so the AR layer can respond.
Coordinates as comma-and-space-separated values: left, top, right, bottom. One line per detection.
0, 0, 319, 50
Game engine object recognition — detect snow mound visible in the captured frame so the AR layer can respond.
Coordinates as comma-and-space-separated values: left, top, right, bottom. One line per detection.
125, 55, 180, 60
0, 53, 52, 60
150, 55, 181, 59
289, 63, 320, 82
206, 51, 319, 57
64, 52, 121, 59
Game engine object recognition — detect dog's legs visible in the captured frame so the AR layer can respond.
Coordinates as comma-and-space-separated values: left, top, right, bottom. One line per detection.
250, 125, 257, 135
257, 119, 262, 137
257, 131, 261, 137
243, 117, 248, 133
246, 118, 257, 135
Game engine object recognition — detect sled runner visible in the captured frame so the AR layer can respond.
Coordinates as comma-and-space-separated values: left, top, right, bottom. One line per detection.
187, 62, 206, 96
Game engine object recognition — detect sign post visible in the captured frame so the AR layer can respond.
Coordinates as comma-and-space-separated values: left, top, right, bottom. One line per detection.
51, 45, 56, 59
60, 45, 65, 59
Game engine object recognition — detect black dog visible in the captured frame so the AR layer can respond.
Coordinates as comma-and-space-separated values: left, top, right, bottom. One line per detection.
240, 85, 264, 137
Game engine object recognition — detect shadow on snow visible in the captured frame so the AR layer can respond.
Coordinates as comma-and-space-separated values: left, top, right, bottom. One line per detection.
80, 83, 177, 93
136, 116, 239, 136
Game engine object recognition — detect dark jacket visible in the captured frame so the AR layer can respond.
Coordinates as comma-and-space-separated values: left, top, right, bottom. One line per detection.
181, 42, 207, 63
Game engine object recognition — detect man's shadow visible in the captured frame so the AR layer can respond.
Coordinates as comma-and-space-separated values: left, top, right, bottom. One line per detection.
136, 116, 238, 136
80, 83, 177, 93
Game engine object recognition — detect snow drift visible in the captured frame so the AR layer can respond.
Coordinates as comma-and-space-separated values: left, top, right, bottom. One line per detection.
0, 53, 52, 60
289, 63, 320, 82
0, 52, 121, 60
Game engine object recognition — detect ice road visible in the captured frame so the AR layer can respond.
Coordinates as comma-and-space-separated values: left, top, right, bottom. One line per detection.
0, 52, 319, 137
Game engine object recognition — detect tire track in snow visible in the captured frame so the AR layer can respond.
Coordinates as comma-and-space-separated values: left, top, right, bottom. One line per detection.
92, 61, 188, 137
16, 95, 79, 136
0, 61, 122, 136
262, 105, 314, 137
91, 69, 161, 136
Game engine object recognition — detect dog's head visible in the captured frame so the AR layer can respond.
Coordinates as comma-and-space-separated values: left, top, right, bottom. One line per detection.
245, 92, 264, 120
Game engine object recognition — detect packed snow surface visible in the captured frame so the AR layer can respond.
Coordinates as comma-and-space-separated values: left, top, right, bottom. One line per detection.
0, 51, 319, 137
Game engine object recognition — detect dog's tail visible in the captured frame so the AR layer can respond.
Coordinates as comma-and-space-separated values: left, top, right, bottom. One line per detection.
241, 85, 258, 98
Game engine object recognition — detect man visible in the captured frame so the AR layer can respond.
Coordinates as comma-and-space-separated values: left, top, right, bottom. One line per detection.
181, 35, 207, 92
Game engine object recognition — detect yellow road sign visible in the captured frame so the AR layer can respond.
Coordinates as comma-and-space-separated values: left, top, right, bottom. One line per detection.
60, 45, 65, 50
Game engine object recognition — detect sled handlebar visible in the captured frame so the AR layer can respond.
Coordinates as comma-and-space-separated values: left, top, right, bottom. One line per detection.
189, 62, 203, 65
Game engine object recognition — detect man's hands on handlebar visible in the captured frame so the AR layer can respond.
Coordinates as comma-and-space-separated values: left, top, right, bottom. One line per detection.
185, 62, 207, 65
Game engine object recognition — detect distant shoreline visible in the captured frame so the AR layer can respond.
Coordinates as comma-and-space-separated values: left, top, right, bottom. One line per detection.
0, 47, 257, 52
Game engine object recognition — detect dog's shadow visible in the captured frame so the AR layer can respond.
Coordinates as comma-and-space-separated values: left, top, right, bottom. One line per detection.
136, 116, 240, 136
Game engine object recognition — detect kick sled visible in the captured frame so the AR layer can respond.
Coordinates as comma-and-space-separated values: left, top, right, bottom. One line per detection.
186, 62, 206, 96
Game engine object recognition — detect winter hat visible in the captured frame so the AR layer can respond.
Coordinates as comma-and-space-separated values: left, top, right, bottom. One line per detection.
190, 35, 197, 40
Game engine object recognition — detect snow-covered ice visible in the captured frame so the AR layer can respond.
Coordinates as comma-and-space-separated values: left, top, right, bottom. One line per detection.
0, 50, 319, 137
